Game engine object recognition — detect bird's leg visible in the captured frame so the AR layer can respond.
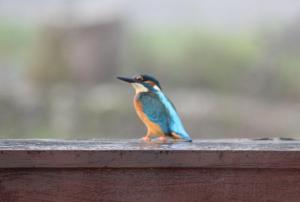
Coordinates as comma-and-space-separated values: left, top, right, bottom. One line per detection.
142, 130, 152, 142
158, 136, 167, 143
142, 136, 151, 142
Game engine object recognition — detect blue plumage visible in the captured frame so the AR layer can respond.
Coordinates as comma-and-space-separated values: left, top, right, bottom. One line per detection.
138, 93, 169, 133
138, 88, 192, 142
117, 74, 192, 142
156, 91, 192, 141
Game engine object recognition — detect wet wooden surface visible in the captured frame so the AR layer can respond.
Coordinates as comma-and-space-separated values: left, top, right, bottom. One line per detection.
1, 138, 299, 150
1, 139, 300, 202
0, 139, 300, 168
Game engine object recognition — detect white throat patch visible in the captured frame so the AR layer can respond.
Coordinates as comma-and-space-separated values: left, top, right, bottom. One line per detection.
132, 83, 149, 93
153, 85, 161, 91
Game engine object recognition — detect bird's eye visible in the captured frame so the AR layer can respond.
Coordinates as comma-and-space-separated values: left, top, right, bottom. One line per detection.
135, 75, 143, 82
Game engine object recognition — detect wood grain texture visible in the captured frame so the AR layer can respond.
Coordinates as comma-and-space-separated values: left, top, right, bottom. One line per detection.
0, 139, 300, 168
1, 138, 299, 150
1, 139, 300, 202
1, 168, 300, 202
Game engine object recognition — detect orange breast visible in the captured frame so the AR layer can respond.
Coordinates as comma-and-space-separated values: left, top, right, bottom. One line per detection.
134, 95, 164, 136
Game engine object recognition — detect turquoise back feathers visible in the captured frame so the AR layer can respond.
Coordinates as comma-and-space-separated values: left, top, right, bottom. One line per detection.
137, 89, 192, 142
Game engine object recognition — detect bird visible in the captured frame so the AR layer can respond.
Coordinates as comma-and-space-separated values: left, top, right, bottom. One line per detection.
117, 74, 192, 143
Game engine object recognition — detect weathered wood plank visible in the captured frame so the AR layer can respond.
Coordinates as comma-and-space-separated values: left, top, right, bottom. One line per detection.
0, 138, 299, 150
0, 139, 300, 169
1, 168, 300, 202
1, 139, 300, 202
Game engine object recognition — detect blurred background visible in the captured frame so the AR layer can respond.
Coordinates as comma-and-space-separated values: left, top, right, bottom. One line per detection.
1, 0, 300, 139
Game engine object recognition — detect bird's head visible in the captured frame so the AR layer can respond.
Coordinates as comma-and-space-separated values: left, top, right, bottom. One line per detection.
117, 74, 162, 93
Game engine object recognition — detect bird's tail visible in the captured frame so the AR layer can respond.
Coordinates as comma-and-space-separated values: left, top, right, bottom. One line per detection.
171, 132, 192, 142
184, 136, 193, 142
185, 138, 193, 142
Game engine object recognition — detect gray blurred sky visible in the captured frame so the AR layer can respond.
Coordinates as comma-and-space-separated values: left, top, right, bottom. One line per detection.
1, 0, 300, 31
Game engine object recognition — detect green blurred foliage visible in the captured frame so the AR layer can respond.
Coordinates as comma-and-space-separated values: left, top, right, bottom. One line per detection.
1, 20, 300, 139
0, 20, 34, 58
129, 27, 300, 100
1, 21, 300, 99
29, 27, 69, 86
277, 55, 300, 98
130, 29, 260, 91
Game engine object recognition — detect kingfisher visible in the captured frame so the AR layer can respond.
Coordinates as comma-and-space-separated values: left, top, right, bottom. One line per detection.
117, 74, 192, 143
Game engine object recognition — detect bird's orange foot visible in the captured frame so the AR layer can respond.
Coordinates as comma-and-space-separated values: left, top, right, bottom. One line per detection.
142, 136, 151, 142
159, 136, 167, 143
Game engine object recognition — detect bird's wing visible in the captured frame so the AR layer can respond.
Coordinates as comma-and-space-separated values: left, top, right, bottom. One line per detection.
156, 91, 192, 141
138, 92, 170, 134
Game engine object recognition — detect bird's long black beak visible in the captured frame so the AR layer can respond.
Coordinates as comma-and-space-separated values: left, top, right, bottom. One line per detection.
117, 76, 135, 83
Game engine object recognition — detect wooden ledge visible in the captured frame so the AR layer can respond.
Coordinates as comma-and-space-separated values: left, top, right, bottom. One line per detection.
1, 138, 300, 169
2, 139, 300, 201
